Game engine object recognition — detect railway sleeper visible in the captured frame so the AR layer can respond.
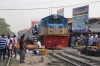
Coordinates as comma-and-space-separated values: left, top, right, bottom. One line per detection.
58, 53, 93, 66
64, 53, 99, 66
47, 63, 60, 65
51, 53, 85, 66
64, 51, 100, 64
64, 51, 92, 60
51, 60, 64, 63
65, 51, 100, 65
49, 53, 78, 66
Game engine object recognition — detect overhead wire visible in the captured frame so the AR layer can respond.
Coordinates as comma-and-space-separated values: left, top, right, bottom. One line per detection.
0, 0, 100, 10
0, 0, 65, 7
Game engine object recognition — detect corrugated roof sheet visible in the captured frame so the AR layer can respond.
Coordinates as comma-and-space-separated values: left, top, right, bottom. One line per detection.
89, 28, 100, 32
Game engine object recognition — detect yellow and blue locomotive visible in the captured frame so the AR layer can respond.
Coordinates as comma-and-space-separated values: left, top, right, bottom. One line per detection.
37, 14, 69, 49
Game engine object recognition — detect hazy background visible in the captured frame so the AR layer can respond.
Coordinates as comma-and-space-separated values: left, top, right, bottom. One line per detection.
0, 0, 100, 34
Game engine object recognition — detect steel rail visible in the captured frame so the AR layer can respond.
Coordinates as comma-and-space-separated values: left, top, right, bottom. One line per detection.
49, 52, 79, 66
57, 52, 98, 66
64, 51, 100, 65
6, 57, 11, 66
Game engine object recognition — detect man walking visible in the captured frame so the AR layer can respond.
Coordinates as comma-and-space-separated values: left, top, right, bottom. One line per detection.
0, 34, 7, 62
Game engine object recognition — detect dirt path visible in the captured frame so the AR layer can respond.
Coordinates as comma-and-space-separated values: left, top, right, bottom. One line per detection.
19, 54, 51, 66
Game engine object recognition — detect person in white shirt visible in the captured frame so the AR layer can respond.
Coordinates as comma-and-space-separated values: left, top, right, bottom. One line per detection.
89, 34, 93, 46
10, 35, 13, 41
6, 35, 11, 58
9, 40, 13, 57
37, 40, 42, 49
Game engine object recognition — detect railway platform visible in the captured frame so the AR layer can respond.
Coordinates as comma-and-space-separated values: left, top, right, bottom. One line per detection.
0, 57, 8, 66
0, 55, 19, 66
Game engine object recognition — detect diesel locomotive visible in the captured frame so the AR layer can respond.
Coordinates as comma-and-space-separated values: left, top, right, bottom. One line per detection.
24, 14, 69, 49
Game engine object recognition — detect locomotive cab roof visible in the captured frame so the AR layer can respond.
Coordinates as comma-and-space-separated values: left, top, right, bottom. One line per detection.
42, 14, 66, 19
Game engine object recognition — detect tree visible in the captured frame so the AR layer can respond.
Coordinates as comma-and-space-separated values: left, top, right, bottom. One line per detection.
0, 17, 14, 35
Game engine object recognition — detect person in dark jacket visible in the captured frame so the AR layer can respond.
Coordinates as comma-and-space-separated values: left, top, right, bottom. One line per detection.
20, 36, 26, 63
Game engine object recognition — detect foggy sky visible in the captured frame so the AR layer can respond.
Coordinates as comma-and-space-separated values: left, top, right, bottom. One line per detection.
0, 0, 100, 34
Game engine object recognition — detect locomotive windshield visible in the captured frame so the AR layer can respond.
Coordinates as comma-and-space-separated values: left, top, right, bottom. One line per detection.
48, 18, 62, 24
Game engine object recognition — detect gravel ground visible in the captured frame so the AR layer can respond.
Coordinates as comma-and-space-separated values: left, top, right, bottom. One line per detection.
19, 54, 51, 66
18, 47, 100, 66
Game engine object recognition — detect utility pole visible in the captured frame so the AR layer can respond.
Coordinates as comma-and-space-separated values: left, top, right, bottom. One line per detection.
49, 9, 50, 15
51, 9, 52, 15
49, 9, 52, 15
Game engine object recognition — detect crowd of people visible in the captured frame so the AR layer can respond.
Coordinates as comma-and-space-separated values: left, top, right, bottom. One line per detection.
71, 33, 100, 48
0, 33, 42, 63
0, 33, 26, 63
0, 33, 17, 62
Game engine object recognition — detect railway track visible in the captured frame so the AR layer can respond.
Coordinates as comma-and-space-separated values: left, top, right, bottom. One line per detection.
49, 52, 78, 66
5, 57, 11, 66
48, 50, 100, 66
63, 51, 100, 65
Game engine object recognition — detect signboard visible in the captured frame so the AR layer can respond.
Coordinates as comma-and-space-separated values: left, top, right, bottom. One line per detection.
73, 5, 89, 16
57, 8, 64, 16
31, 21, 39, 27
72, 5, 89, 32
72, 23, 77, 30
76, 22, 86, 30
73, 14, 88, 23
